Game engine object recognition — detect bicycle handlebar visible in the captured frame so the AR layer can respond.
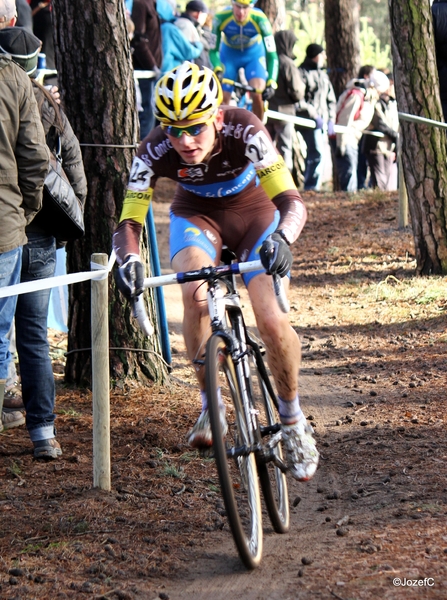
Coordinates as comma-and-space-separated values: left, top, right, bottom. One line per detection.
222, 78, 262, 94
133, 259, 289, 336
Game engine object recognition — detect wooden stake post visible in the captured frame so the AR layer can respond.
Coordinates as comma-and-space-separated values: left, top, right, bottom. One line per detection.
91, 253, 111, 490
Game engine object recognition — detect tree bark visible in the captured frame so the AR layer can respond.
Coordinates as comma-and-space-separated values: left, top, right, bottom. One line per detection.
389, 0, 447, 275
256, 0, 286, 33
52, 0, 168, 384
324, 0, 361, 98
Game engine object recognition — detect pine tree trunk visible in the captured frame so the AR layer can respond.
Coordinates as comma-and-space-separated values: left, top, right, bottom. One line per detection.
324, 0, 361, 99
389, 0, 447, 275
256, 0, 285, 33
52, 0, 169, 384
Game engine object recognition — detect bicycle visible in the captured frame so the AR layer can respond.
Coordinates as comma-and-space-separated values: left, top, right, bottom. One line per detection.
133, 252, 290, 569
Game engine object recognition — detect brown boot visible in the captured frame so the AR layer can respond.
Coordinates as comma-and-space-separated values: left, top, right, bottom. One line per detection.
2, 410, 25, 429
33, 438, 62, 460
3, 383, 24, 411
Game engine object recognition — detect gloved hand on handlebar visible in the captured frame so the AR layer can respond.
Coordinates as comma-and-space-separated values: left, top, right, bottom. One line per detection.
259, 232, 292, 277
214, 66, 224, 82
262, 79, 277, 101
115, 254, 145, 299
262, 85, 276, 101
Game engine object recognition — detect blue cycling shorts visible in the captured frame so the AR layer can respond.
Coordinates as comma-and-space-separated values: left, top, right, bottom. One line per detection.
169, 211, 279, 286
220, 42, 268, 93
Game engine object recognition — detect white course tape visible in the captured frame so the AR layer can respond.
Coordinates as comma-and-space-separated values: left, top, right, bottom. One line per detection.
0, 251, 116, 299
265, 109, 385, 137
398, 111, 447, 130
134, 70, 156, 79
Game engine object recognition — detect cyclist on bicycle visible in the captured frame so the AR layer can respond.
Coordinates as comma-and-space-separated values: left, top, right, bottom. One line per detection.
113, 62, 319, 482
209, 0, 278, 123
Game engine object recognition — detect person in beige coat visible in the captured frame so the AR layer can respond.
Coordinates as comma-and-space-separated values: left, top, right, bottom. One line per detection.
0, 51, 49, 431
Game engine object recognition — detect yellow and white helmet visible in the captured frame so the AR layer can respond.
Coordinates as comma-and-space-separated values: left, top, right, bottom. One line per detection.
154, 61, 223, 125
232, 0, 256, 6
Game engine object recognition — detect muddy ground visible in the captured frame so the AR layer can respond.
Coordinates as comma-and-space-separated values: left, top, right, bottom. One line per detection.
1, 182, 447, 600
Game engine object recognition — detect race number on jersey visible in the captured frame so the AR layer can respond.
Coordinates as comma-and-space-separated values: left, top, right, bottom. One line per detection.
245, 130, 278, 168
128, 157, 154, 191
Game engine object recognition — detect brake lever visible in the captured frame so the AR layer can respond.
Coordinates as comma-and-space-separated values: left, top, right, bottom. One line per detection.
131, 295, 154, 336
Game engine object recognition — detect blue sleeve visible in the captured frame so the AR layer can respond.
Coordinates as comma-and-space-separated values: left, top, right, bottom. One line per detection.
171, 26, 203, 61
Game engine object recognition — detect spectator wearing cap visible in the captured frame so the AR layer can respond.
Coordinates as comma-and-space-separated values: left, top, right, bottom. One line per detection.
157, 0, 202, 75
0, 0, 17, 29
175, 0, 213, 68
296, 42, 336, 191
0, 24, 49, 433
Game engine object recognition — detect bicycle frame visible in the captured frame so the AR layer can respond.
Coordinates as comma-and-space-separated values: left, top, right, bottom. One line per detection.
135, 256, 290, 568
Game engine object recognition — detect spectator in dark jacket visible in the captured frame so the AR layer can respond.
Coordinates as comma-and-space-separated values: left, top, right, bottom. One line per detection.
15, 0, 32, 31
296, 43, 336, 191
131, 0, 163, 139
30, 0, 55, 69
266, 30, 305, 174
432, 0, 447, 120
0, 26, 87, 458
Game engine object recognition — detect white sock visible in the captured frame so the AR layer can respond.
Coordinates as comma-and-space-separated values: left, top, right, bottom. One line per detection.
278, 395, 305, 425
200, 389, 224, 412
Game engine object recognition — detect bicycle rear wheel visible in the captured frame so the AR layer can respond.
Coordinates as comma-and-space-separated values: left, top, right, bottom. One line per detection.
206, 334, 263, 570
248, 347, 289, 534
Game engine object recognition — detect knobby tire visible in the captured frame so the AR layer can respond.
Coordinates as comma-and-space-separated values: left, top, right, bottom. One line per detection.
206, 334, 263, 570
249, 350, 289, 533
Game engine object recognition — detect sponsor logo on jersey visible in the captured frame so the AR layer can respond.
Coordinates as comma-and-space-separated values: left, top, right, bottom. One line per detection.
178, 167, 204, 179
257, 155, 286, 179
139, 138, 173, 168
204, 229, 217, 244
184, 226, 201, 241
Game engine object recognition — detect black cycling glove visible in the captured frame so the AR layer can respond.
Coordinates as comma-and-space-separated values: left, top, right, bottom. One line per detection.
259, 233, 292, 277
115, 254, 144, 299
262, 85, 276, 101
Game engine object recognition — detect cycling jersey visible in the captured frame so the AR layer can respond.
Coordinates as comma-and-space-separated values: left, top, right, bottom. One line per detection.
209, 7, 278, 86
113, 107, 306, 268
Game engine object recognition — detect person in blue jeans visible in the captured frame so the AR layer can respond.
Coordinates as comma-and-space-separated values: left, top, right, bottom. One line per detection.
15, 235, 57, 449
0, 27, 87, 457
0, 248, 26, 431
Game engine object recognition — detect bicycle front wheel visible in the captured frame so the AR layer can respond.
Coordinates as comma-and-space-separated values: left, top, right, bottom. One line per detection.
249, 349, 290, 534
206, 334, 263, 570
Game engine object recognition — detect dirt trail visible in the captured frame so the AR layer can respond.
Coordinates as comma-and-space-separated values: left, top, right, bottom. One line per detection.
1, 185, 446, 600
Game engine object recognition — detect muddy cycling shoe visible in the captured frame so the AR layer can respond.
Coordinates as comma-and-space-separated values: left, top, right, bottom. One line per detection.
281, 421, 319, 482
33, 438, 62, 460
187, 408, 228, 449
1, 410, 25, 430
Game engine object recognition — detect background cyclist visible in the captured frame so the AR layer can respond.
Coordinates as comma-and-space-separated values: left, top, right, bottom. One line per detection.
209, 0, 278, 122
113, 62, 319, 482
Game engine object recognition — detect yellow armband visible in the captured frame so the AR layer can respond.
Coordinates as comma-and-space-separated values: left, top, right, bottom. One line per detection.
256, 156, 296, 199
119, 188, 154, 224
